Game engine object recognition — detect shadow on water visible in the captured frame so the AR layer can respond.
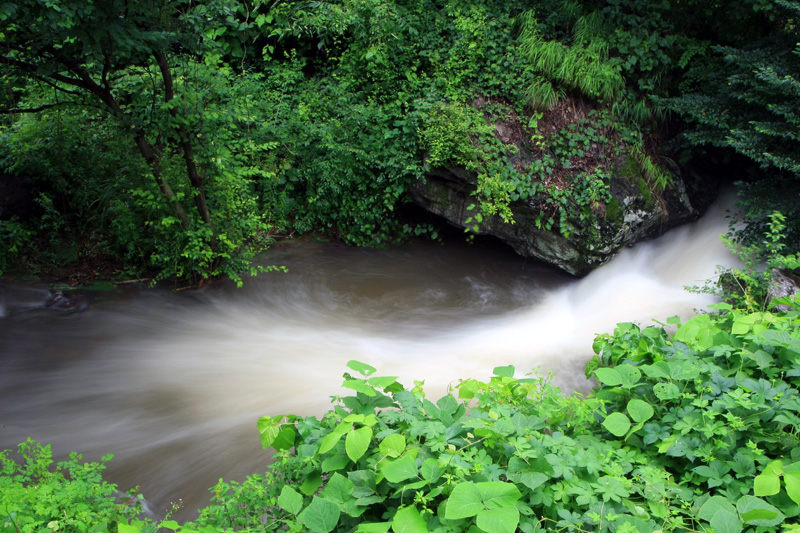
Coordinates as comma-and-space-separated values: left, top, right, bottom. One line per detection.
0, 197, 738, 521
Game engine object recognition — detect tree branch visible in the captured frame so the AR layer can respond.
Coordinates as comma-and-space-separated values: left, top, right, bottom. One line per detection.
0, 103, 63, 114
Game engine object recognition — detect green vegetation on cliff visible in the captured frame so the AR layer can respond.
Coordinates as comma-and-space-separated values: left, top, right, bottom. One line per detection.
1, 0, 798, 282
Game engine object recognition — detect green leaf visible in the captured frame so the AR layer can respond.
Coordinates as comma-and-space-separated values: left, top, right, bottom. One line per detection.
603, 412, 632, 437
626, 399, 654, 423
356, 523, 392, 533
755, 460, 783, 497
343, 380, 377, 396
445, 483, 484, 519
324, 473, 354, 504
369, 376, 398, 388
445, 482, 522, 520
278, 486, 304, 515
736, 495, 784, 527
319, 423, 353, 454
301, 471, 323, 496
322, 453, 350, 472
785, 471, 800, 505
616, 365, 642, 388
698, 496, 742, 533
593, 367, 622, 386
381, 455, 418, 483
347, 360, 377, 376
257, 417, 281, 449
391, 506, 428, 533
653, 382, 680, 401
272, 427, 296, 451
346, 427, 373, 463
420, 457, 443, 482
379, 434, 406, 458
493, 365, 515, 378
299, 497, 341, 533
477, 508, 520, 533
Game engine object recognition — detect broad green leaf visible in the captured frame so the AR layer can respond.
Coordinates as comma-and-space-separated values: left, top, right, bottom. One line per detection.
493, 365, 515, 378
698, 496, 742, 533
381, 455, 418, 483
626, 399, 654, 423
278, 486, 304, 515
736, 495, 783, 526
616, 365, 642, 388
301, 471, 323, 495
477, 482, 522, 509
322, 453, 350, 472
369, 376, 398, 388
346, 426, 372, 463
754, 460, 783, 497
445, 482, 521, 520
343, 380, 377, 396
356, 523, 392, 533
603, 412, 631, 437
324, 473, 354, 504
445, 483, 484, 519
159, 521, 180, 530
258, 417, 281, 449
319, 432, 345, 455
272, 427, 296, 451
318, 422, 353, 454
657, 435, 677, 454
653, 382, 680, 401
593, 367, 622, 386
754, 473, 781, 497
379, 434, 406, 458
785, 471, 800, 505
420, 458, 443, 481
299, 497, 341, 533
118, 525, 139, 533
347, 360, 377, 376
458, 379, 480, 399
391, 506, 428, 533
640, 362, 670, 379
477, 508, 520, 533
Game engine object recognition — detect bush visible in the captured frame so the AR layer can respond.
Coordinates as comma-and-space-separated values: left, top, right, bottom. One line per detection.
0, 439, 143, 533
189, 300, 800, 532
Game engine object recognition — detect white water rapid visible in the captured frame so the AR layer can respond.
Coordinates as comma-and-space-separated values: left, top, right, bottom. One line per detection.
0, 195, 738, 520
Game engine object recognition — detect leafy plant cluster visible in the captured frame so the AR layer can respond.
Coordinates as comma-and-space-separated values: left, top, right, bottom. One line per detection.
691, 211, 800, 313
178, 300, 799, 533
0, 439, 142, 533
4, 300, 800, 532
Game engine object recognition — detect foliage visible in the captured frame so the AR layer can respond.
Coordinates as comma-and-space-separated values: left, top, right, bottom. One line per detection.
5, 300, 800, 532
0, 439, 142, 533
183, 300, 800, 532
0, 0, 276, 283
691, 211, 800, 312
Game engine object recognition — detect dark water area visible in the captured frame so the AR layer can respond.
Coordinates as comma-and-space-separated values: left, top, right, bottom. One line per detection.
0, 199, 737, 521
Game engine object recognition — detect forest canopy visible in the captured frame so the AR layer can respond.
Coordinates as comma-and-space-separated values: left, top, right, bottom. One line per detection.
1, 0, 798, 282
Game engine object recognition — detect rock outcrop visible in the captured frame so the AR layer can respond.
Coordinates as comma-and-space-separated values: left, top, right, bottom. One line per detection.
410, 99, 718, 276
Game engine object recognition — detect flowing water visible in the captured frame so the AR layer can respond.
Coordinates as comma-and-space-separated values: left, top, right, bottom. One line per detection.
0, 198, 738, 520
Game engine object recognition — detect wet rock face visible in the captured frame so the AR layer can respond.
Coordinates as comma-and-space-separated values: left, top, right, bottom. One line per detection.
409, 99, 718, 276
411, 163, 715, 276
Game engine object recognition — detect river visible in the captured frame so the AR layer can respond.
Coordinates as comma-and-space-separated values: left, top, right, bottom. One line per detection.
0, 197, 738, 521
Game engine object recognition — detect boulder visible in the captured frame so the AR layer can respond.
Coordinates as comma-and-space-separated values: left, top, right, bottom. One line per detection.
410, 99, 718, 276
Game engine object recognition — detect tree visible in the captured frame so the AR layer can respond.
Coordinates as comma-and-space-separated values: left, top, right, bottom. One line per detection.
0, 0, 271, 282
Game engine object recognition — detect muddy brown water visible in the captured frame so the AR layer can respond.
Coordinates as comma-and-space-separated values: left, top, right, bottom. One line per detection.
0, 199, 737, 521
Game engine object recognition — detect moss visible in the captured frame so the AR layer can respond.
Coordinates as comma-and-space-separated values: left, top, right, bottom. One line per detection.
636, 178, 654, 210
605, 197, 623, 225
620, 156, 639, 179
